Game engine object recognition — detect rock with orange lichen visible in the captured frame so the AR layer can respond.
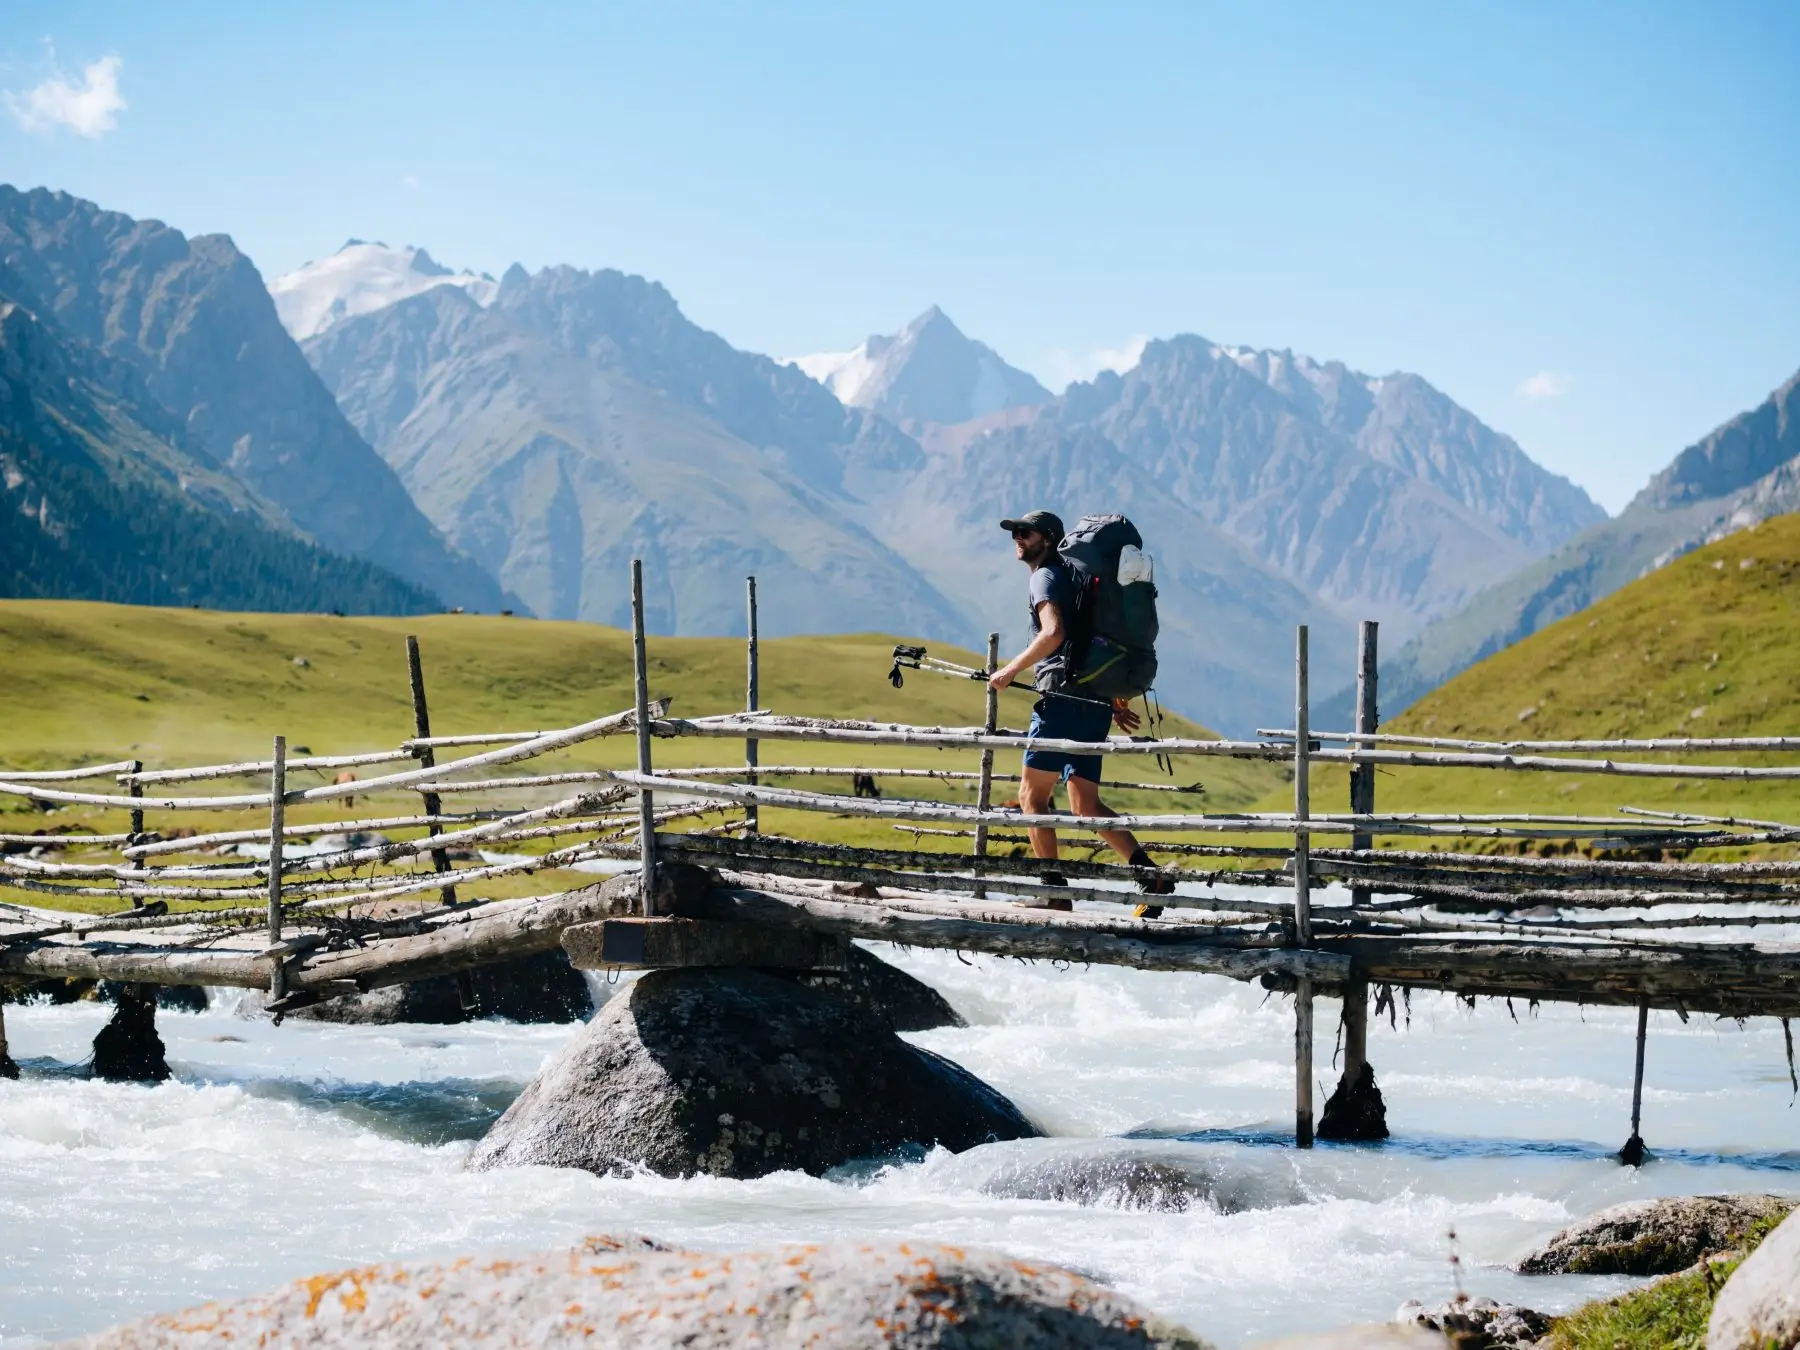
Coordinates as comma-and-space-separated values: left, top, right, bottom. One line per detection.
59, 1235, 1210, 1348
467, 967, 1038, 1179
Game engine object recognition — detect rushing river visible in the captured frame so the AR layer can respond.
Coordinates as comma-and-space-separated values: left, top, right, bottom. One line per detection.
3, 895, 1798, 1347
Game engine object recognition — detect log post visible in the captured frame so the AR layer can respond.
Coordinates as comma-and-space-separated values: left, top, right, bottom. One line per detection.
972, 631, 1000, 900
127, 760, 144, 909
0, 1000, 18, 1079
406, 636, 458, 909
631, 559, 658, 915
1320, 619, 1389, 1140
1294, 625, 1314, 1148
745, 576, 759, 836
407, 636, 470, 1009
1620, 998, 1649, 1166
267, 735, 287, 1005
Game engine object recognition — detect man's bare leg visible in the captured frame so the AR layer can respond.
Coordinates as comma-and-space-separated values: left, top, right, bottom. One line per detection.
1018, 765, 1063, 861
1067, 775, 1175, 916
1065, 776, 1140, 862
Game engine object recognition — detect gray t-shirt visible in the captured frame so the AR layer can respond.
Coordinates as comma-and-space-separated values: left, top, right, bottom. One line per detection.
1027, 561, 1079, 689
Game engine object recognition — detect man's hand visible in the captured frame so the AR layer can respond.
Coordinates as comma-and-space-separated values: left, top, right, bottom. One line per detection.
1112, 698, 1142, 733
988, 665, 1018, 692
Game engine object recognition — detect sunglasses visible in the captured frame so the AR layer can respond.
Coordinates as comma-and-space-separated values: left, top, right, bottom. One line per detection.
1011, 528, 1039, 541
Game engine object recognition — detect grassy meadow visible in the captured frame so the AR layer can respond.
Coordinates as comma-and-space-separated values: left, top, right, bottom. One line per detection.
8, 509, 1799, 916
0, 600, 1281, 912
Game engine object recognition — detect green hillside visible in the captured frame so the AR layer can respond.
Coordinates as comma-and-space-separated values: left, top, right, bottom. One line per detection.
1283, 513, 1800, 832
0, 602, 1282, 898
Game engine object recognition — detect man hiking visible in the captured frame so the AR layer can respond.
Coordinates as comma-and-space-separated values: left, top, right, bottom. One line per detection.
987, 509, 1175, 915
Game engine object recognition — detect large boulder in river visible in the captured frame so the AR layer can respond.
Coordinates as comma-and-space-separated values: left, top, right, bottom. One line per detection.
1517, 1194, 1794, 1275
61, 1234, 1209, 1349
1708, 1206, 1800, 1349
468, 967, 1039, 1178
786, 944, 965, 1031
288, 950, 592, 1025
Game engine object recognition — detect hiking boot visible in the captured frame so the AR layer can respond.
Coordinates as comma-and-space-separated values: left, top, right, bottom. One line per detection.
1024, 871, 1074, 913
1128, 849, 1174, 919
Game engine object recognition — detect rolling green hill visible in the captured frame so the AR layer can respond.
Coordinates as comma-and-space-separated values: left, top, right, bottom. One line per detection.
1279, 512, 1800, 830
0, 601, 1283, 840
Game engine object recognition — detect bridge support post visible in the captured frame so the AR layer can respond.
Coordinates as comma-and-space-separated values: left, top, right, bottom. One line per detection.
127, 761, 144, 909
972, 632, 1000, 900
1620, 998, 1650, 1166
0, 1000, 17, 1079
631, 559, 659, 916
1294, 625, 1314, 1148
745, 577, 759, 835
1321, 619, 1389, 1140
266, 735, 287, 1006
406, 636, 459, 908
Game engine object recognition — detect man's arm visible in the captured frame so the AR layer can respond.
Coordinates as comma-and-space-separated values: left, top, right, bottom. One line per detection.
989, 601, 1063, 690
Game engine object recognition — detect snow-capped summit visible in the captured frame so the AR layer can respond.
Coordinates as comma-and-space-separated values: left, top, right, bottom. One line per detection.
787, 306, 1050, 427
269, 241, 498, 341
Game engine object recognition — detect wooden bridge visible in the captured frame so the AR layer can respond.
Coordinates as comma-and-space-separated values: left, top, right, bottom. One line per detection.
5, 562, 1800, 1160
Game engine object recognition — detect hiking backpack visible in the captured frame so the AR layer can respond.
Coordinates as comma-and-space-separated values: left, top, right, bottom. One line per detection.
1056, 513, 1159, 701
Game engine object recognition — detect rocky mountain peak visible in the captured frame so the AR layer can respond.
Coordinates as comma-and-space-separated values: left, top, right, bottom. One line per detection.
787, 307, 1050, 428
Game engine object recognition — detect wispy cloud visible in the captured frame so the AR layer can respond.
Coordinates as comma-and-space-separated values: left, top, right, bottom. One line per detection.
1044, 335, 1149, 390
1516, 370, 1573, 400
6, 54, 127, 138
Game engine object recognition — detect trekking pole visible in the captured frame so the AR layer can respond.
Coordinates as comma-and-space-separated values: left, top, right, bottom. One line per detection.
886, 645, 1114, 708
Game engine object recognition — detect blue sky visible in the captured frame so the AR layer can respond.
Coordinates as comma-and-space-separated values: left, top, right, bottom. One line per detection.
3, 1, 1796, 512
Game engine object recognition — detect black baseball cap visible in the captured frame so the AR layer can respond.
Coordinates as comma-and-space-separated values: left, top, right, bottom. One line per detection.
1000, 510, 1064, 539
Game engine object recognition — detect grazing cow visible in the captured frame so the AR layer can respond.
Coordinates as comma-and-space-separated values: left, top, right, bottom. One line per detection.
334, 770, 357, 806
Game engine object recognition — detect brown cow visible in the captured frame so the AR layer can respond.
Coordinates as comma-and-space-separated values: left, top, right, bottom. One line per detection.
333, 770, 357, 806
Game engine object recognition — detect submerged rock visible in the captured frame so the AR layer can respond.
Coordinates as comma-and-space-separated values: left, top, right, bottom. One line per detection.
468, 966, 1039, 1179
63, 1234, 1210, 1349
1517, 1194, 1795, 1276
1396, 1297, 1550, 1349
1249, 1327, 1448, 1349
977, 1144, 1308, 1215
90, 984, 170, 1082
1708, 1206, 1800, 1350
786, 944, 965, 1031
983, 1152, 1214, 1212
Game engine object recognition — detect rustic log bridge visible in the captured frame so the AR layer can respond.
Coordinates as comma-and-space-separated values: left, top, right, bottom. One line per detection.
8, 582, 1800, 1159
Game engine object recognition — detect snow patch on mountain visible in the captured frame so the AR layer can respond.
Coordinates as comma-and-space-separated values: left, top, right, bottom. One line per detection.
786, 306, 1050, 425
270, 241, 498, 340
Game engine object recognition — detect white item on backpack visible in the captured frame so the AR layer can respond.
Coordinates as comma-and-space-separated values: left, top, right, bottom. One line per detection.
1117, 545, 1154, 586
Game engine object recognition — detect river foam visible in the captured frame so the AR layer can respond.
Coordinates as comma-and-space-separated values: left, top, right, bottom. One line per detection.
3, 934, 1797, 1346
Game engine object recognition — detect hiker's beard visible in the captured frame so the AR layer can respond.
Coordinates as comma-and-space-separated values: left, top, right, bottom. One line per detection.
1019, 537, 1054, 567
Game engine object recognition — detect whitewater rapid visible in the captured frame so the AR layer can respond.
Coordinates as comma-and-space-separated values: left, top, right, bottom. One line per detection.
3, 918, 1797, 1346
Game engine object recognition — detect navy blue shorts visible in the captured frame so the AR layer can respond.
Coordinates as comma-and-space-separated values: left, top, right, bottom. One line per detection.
1023, 694, 1113, 784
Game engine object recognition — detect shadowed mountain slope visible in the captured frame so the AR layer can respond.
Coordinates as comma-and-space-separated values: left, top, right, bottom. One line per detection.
0, 295, 436, 613
0, 186, 506, 612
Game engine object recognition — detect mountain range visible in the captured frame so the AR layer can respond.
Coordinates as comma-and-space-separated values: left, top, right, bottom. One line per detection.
1363, 366, 1800, 722
283, 239, 1604, 731
0, 189, 1656, 735
0, 187, 506, 613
